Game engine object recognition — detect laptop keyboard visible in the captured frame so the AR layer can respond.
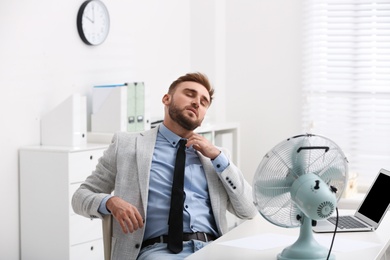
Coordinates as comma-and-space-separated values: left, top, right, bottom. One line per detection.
328, 216, 369, 229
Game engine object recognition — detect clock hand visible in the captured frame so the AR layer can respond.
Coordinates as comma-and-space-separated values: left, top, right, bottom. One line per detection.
85, 16, 94, 23
85, 4, 94, 23
92, 4, 95, 23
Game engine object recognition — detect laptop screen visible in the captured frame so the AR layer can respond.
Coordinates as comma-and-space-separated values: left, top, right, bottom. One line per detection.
357, 170, 390, 223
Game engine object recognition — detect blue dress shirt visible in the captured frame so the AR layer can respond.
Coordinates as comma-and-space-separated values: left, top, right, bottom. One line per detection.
98, 124, 230, 241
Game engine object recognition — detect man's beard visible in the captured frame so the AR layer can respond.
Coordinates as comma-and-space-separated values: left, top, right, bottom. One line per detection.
168, 101, 202, 131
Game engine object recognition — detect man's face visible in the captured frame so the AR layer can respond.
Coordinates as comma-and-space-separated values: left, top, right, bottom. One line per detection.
167, 81, 211, 131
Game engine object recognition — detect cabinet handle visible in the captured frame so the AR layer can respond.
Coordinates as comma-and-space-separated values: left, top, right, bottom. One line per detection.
90, 246, 94, 251
90, 155, 93, 160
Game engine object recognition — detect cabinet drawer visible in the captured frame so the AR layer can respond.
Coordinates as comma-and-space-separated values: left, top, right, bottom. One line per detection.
70, 239, 104, 260
69, 149, 105, 183
69, 183, 80, 215
70, 215, 102, 245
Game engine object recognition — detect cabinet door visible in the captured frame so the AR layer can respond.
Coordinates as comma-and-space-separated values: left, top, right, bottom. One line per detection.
69, 183, 80, 215
70, 215, 102, 245
70, 239, 104, 260
69, 149, 105, 183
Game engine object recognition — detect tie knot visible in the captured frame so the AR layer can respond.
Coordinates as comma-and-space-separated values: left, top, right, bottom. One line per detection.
179, 139, 187, 147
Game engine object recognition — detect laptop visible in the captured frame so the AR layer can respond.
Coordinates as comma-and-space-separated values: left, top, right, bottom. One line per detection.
313, 168, 390, 233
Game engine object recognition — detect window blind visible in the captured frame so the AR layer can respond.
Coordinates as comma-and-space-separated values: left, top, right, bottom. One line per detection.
302, 0, 390, 189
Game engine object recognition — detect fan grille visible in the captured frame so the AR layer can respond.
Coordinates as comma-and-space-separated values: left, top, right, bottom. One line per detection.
253, 134, 348, 228
317, 201, 335, 219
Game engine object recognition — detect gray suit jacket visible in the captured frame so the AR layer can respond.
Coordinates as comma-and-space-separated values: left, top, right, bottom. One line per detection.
72, 126, 258, 260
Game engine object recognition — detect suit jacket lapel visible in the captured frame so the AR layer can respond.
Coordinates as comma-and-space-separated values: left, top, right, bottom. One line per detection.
136, 127, 159, 210
198, 153, 221, 219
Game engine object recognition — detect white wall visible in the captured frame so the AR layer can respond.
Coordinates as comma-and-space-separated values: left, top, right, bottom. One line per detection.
225, 0, 303, 183
190, 0, 303, 184
0, 0, 302, 258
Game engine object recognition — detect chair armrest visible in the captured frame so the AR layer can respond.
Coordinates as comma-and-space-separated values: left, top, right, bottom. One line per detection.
102, 214, 113, 260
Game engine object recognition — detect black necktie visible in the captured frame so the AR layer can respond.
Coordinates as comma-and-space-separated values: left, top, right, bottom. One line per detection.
167, 139, 187, 253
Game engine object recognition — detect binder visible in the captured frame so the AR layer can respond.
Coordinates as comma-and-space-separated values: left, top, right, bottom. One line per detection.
126, 83, 136, 132
127, 82, 149, 132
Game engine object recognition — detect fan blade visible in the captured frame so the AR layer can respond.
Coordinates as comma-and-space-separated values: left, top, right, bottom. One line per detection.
253, 171, 293, 197
256, 193, 302, 228
317, 165, 348, 199
252, 134, 348, 229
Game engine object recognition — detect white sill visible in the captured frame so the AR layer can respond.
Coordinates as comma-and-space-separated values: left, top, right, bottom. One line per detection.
337, 192, 365, 210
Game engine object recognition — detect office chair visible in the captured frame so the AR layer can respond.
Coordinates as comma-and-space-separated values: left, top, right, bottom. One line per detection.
102, 214, 113, 260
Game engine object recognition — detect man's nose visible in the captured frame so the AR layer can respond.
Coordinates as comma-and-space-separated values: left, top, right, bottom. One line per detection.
191, 99, 199, 108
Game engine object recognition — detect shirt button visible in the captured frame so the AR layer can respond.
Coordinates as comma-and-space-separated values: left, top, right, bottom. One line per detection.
217, 164, 221, 168
135, 243, 140, 249
185, 205, 189, 209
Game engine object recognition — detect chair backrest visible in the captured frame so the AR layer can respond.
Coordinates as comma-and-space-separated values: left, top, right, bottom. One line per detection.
102, 214, 113, 260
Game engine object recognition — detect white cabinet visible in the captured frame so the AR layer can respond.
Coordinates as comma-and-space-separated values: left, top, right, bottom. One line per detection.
88, 122, 240, 165
196, 123, 240, 166
19, 144, 108, 260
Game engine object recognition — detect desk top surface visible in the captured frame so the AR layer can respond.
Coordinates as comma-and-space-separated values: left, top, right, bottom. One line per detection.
186, 209, 390, 260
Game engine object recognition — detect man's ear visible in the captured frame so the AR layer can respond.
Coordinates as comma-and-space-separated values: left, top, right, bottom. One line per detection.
162, 94, 171, 105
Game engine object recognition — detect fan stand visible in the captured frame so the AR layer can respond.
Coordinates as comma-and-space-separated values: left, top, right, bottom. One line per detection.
277, 216, 335, 260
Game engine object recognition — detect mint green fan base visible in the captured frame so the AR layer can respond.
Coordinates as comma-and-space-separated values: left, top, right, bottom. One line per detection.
277, 216, 335, 260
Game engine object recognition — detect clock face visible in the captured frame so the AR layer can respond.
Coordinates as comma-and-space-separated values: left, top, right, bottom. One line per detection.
77, 0, 110, 45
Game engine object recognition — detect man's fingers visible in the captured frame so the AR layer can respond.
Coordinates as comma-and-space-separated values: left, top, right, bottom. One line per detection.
108, 197, 144, 234
119, 217, 130, 233
136, 212, 145, 227
117, 212, 144, 234
124, 216, 134, 233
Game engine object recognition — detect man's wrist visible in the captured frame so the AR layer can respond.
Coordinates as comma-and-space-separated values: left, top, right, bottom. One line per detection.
211, 150, 221, 161
211, 152, 229, 172
98, 194, 113, 215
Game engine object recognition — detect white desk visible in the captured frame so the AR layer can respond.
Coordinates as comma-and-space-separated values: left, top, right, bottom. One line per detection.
186, 210, 390, 260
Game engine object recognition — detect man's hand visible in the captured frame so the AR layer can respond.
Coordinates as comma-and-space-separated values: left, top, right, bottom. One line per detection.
186, 133, 221, 159
106, 196, 144, 234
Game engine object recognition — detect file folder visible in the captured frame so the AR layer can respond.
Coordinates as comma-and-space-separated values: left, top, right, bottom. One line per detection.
41, 93, 87, 146
91, 84, 127, 133
91, 82, 150, 133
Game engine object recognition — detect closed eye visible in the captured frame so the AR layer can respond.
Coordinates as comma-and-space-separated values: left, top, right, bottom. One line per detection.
183, 88, 210, 107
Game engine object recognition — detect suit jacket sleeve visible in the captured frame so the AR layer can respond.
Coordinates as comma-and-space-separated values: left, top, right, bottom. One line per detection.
201, 147, 258, 235
71, 134, 120, 220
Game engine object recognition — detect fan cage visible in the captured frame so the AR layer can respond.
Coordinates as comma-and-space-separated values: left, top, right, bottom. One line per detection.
253, 134, 348, 228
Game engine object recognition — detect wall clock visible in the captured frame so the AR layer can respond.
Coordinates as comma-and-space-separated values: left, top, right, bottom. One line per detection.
77, 0, 110, 46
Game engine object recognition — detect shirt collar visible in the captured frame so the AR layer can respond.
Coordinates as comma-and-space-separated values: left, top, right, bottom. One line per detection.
159, 123, 185, 148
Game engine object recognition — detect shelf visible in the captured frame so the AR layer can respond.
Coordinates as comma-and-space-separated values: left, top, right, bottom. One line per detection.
87, 122, 240, 165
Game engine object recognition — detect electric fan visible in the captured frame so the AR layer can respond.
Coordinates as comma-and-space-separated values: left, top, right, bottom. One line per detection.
253, 134, 348, 260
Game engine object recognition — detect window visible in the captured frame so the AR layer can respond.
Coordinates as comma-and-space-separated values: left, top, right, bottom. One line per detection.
302, 0, 390, 190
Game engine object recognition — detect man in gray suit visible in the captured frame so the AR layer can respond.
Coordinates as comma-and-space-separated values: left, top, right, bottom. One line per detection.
72, 72, 258, 260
